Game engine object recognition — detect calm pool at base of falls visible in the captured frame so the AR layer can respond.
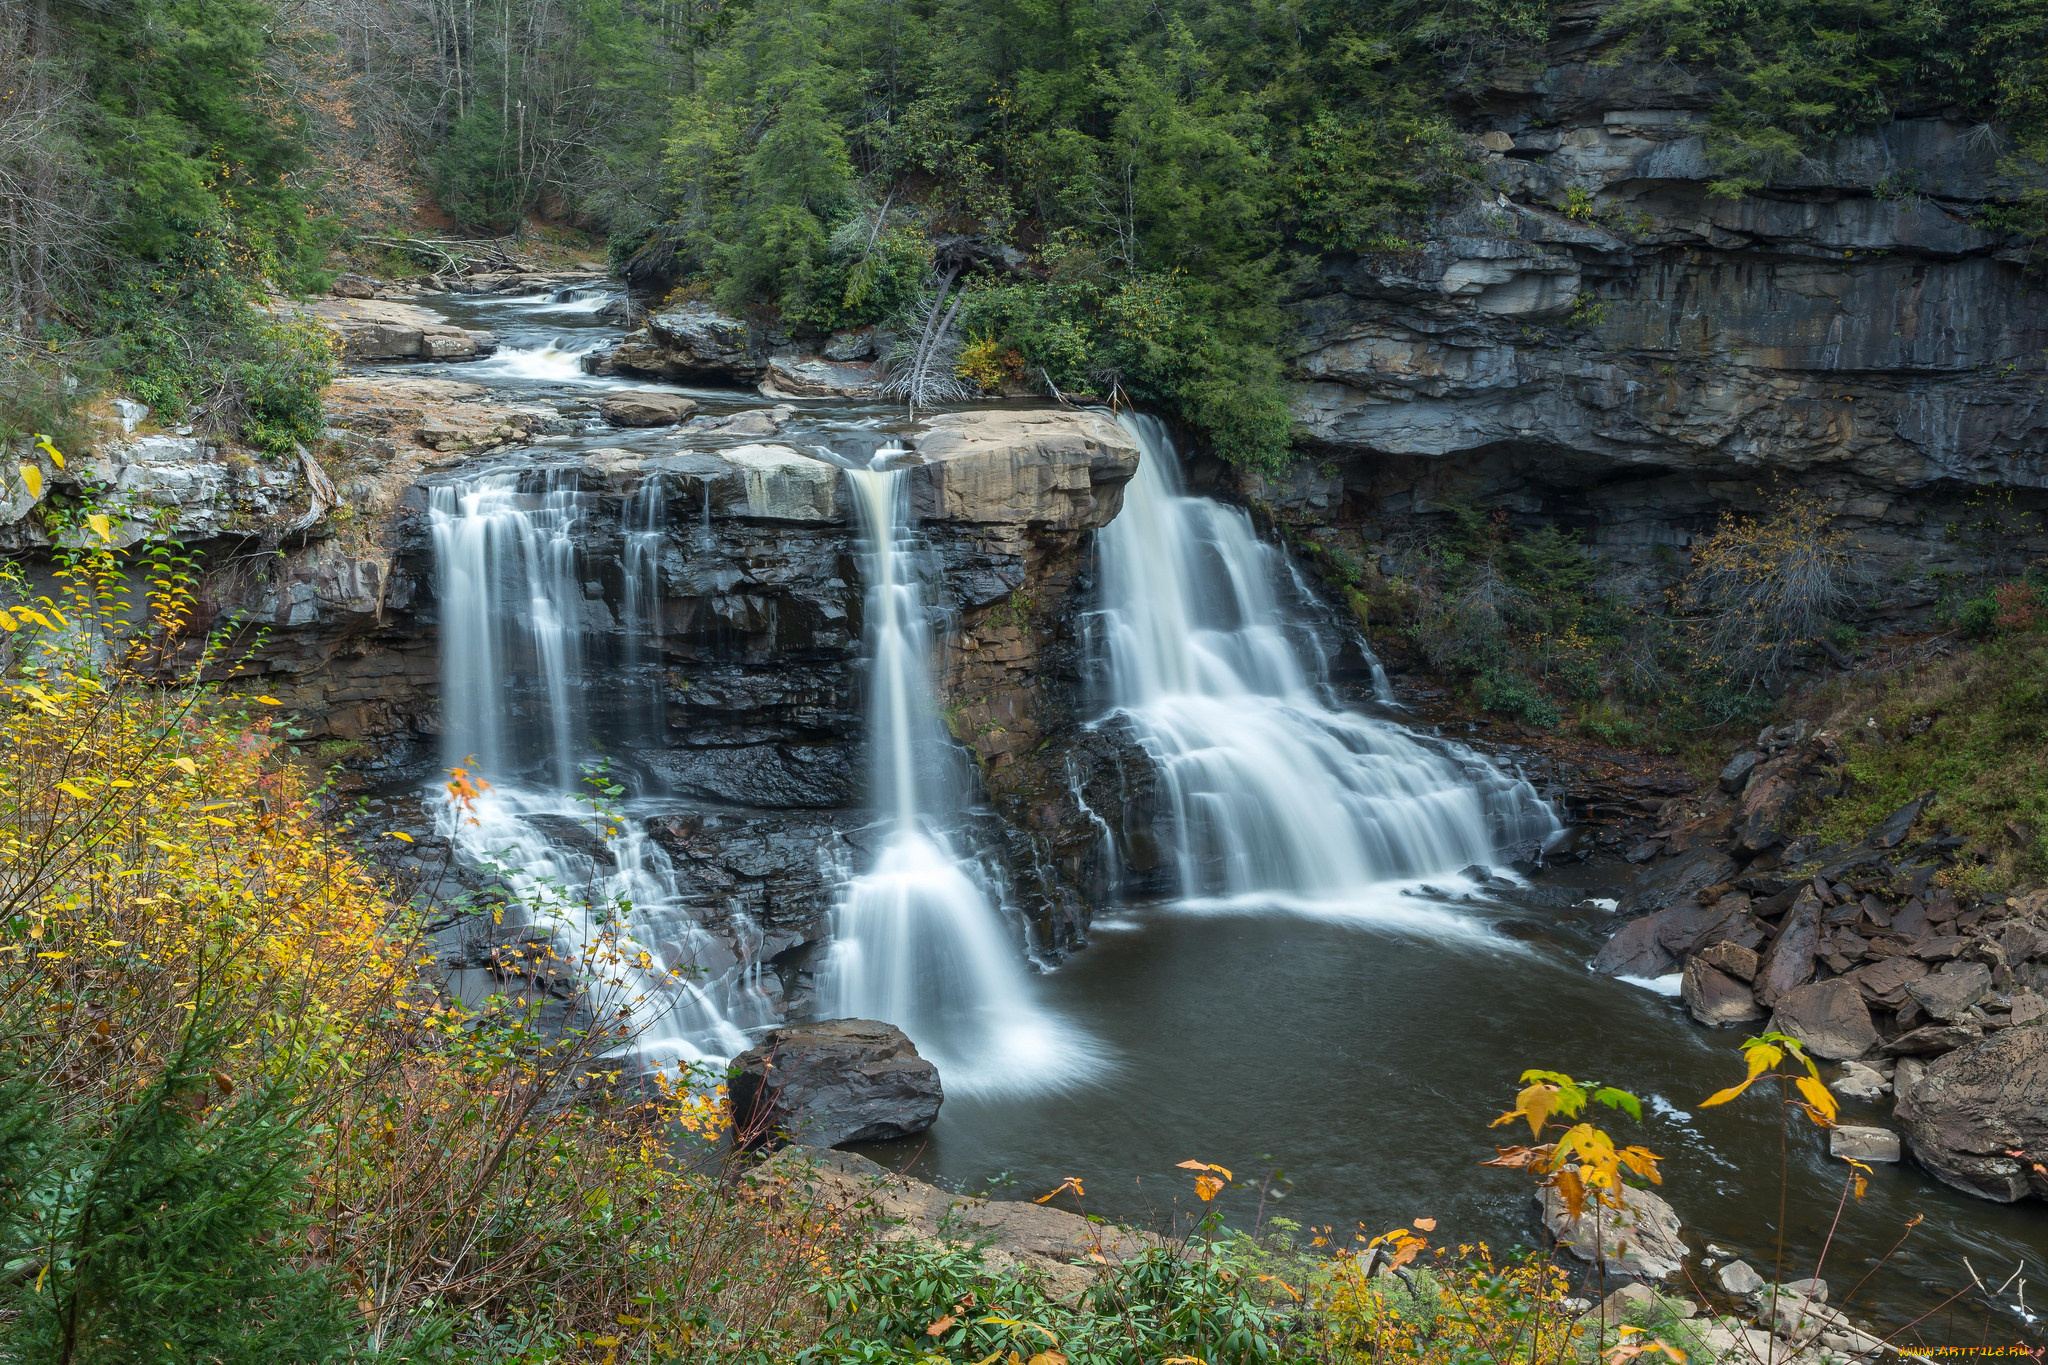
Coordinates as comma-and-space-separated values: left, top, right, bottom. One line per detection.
847, 880, 2047, 1344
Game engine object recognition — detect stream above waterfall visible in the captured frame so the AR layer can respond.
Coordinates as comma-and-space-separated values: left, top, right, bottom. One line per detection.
371, 288, 2046, 1341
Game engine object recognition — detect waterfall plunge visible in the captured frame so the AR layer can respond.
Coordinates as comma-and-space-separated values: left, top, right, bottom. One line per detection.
822, 462, 1097, 1095
430, 467, 764, 1073
1097, 415, 1559, 907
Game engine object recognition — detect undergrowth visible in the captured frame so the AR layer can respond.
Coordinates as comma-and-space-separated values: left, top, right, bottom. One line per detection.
1808, 629, 2048, 890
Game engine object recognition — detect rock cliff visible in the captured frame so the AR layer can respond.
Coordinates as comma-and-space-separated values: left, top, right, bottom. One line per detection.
1254, 1, 2048, 614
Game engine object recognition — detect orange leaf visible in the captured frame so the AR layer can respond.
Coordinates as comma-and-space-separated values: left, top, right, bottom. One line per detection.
1794, 1075, 1839, 1126
1412, 1217, 1436, 1231
1195, 1174, 1225, 1201
927, 1316, 957, 1336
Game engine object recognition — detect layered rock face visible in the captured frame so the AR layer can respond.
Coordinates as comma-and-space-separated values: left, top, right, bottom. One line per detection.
239, 400, 1138, 989
1257, 3, 2048, 610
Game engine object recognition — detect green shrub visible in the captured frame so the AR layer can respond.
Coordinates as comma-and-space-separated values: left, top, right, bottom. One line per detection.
1475, 668, 1561, 728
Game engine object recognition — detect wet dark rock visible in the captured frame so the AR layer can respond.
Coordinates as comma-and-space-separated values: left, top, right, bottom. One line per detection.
1616, 845, 1739, 916
523, 813, 619, 869
645, 744, 856, 810
1869, 792, 1936, 849
1593, 894, 1748, 977
1768, 978, 1879, 1061
1684, 958, 1765, 1028
1754, 889, 1823, 1008
729, 1019, 943, 1149
1896, 1027, 2048, 1202
1719, 751, 1762, 794
1904, 961, 1993, 1021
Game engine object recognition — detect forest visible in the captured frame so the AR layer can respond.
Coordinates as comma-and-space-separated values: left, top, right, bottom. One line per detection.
4, 0, 2046, 464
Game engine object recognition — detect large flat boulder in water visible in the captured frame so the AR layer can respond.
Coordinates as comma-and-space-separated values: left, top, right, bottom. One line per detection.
730, 1019, 943, 1149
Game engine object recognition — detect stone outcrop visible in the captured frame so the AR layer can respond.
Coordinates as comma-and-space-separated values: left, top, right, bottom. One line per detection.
586, 303, 773, 383
729, 1019, 943, 1148
283, 297, 499, 362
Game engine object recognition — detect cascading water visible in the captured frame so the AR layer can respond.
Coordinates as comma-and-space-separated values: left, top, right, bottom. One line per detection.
431, 469, 584, 789
1096, 415, 1559, 906
821, 459, 1096, 1093
429, 464, 764, 1072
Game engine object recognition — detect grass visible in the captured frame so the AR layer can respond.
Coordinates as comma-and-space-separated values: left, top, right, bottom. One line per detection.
1805, 630, 2048, 889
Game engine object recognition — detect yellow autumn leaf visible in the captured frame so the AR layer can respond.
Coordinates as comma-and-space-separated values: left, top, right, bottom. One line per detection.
384, 830, 413, 843
1195, 1173, 1225, 1201
86, 513, 112, 542
18, 465, 40, 500
1700, 1078, 1755, 1108
1795, 1074, 1838, 1126
33, 434, 63, 468
56, 781, 90, 800
256, 696, 283, 706
172, 757, 198, 775
0, 611, 16, 633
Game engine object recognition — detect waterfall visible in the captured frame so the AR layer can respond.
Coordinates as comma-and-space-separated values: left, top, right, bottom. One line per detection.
430, 464, 760, 1073
1097, 415, 1559, 904
821, 460, 1095, 1094
430, 469, 584, 789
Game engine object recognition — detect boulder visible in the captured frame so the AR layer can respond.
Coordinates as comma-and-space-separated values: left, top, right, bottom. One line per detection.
759, 354, 885, 398
729, 1019, 943, 1149
1684, 958, 1765, 1027
1616, 844, 1740, 916
1849, 955, 1930, 1008
824, 328, 877, 361
1719, 751, 1762, 794
909, 410, 1143, 531
1754, 889, 1822, 1008
1896, 1026, 2048, 1201
684, 405, 796, 437
753, 1146, 1156, 1299
1731, 752, 1815, 856
1904, 961, 1993, 1021
600, 388, 699, 427
1698, 940, 1759, 981
1768, 977, 1879, 1060
284, 296, 496, 361
1715, 1259, 1766, 1295
1537, 1181, 1686, 1280
1884, 1023, 1985, 1055
1594, 895, 1748, 977
1829, 1125, 1901, 1163
1829, 1060, 1889, 1101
